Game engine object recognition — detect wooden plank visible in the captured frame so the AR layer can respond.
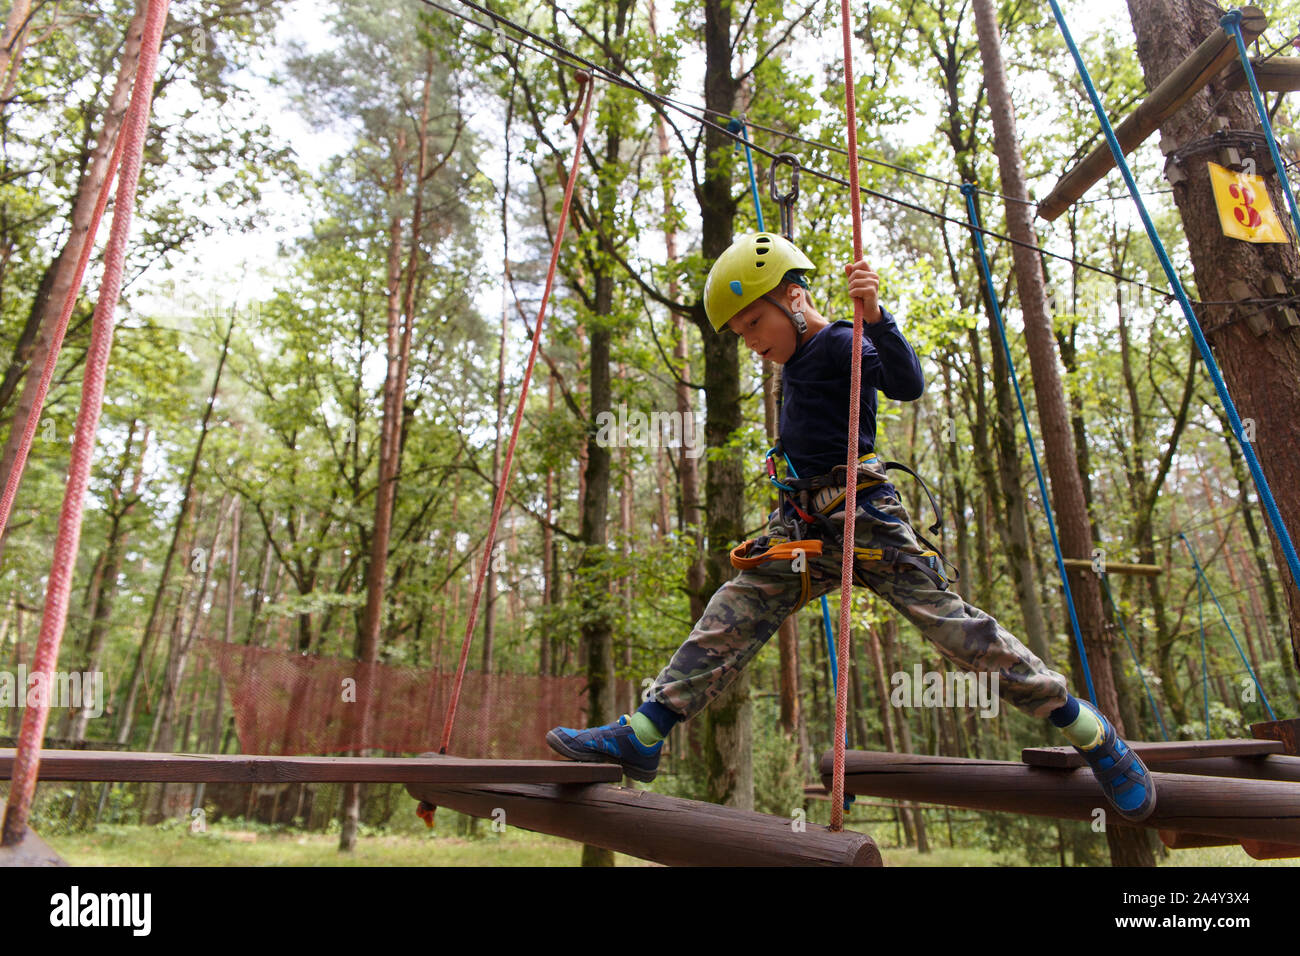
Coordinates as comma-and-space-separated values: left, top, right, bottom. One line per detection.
1224, 58, 1300, 93
1144, 755, 1300, 784
0, 749, 622, 784
1021, 738, 1285, 768
1037, 5, 1267, 222
820, 749, 1300, 844
409, 780, 882, 867
0, 827, 67, 867
1060, 559, 1161, 577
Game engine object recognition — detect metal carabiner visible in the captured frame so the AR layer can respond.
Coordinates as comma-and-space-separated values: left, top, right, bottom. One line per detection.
768, 152, 801, 240
765, 446, 796, 492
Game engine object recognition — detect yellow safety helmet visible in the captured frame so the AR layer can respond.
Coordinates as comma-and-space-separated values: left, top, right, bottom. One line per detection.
703, 232, 816, 333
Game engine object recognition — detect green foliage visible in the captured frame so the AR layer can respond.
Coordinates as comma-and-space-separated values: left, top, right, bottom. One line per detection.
1, 0, 1297, 860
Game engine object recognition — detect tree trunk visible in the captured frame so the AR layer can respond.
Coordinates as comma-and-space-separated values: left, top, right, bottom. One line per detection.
0, 2, 33, 105
68, 423, 148, 743
540, 376, 554, 677
694, 0, 751, 814
972, 0, 1152, 866
484, 225, 507, 675
650, 0, 705, 624
357, 125, 408, 673
116, 318, 232, 746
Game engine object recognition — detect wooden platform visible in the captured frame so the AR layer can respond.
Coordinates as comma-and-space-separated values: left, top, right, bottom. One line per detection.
0, 749, 622, 784
1021, 738, 1286, 769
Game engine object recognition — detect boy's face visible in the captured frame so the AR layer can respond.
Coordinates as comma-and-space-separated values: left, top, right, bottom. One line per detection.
725, 284, 803, 365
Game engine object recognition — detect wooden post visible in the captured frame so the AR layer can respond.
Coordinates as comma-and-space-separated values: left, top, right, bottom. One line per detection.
1037, 6, 1267, 221
1252, 716, 1300, 754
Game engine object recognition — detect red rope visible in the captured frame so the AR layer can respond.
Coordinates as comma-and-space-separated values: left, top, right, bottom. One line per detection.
438, 72, 594, 753
832, 0, 866, 833
0, 97, 128, 544
0, 0, 171, 848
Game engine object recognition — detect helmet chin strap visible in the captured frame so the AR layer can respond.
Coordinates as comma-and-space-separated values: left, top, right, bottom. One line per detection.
760, 293, 807, 336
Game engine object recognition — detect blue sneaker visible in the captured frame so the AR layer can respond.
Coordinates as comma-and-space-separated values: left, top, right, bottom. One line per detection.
546, 715, 662, 783
1073, 700, 1157, 823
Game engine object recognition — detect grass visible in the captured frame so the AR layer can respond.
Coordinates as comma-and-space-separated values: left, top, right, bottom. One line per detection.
45, 820, 658, 867
39, 819, 1295, 866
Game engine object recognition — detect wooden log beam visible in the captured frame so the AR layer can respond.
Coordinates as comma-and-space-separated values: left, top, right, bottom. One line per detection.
1224, 57, 1300, 93
1037, 5, 1266, 221
1143, 755, 1300, 784
1021, 738, 1285, 768
819, 750, 1300, 843
1160, 829, 1300, 857
1060, 559, 1162, 577
1241, 838, 1300, 859
1159, 829, 1237, 849
408, 780, 882, 867
0, 749, 622, 784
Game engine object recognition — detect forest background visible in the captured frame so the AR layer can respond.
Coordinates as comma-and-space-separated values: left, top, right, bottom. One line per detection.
0, 0, 1298, 866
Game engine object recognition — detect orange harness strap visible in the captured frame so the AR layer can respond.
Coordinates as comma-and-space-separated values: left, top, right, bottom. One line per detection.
729, 537, 823, 570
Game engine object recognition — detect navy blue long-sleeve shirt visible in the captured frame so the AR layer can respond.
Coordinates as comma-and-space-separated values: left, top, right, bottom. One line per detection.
778, 306, 924, 482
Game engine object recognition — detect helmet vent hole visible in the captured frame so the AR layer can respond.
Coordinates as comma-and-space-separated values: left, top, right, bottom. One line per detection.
756, 247, 768, 255
755, 261, 766, 267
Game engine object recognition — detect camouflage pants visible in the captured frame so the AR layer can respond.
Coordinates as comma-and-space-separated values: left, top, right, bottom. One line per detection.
648, 482, 1069, 723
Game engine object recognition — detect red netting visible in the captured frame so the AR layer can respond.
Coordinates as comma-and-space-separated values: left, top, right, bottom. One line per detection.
199, 640, 591, 759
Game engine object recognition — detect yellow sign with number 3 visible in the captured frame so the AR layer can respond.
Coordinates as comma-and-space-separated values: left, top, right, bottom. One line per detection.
1208, 162, 1290, 244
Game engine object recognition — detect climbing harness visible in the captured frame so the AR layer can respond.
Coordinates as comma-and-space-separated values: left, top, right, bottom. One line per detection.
731, 446, 957, 597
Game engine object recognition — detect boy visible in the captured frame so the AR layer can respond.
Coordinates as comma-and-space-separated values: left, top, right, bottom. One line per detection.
546, 232, 1156, 823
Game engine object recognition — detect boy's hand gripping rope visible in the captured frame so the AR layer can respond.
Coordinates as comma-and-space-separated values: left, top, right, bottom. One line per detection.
437, 72, 594, 755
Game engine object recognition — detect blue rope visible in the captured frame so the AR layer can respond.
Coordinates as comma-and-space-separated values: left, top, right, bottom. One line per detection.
820, 592, 839, 688
960, 184, 1098, 706
1098, 573, 1170, 740
1197, 563, 1211, 738
1046, 0, 1300, 612
729, 117, 766, 233
1179, 533, 1276, 722
1222, 11, 1300, 244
